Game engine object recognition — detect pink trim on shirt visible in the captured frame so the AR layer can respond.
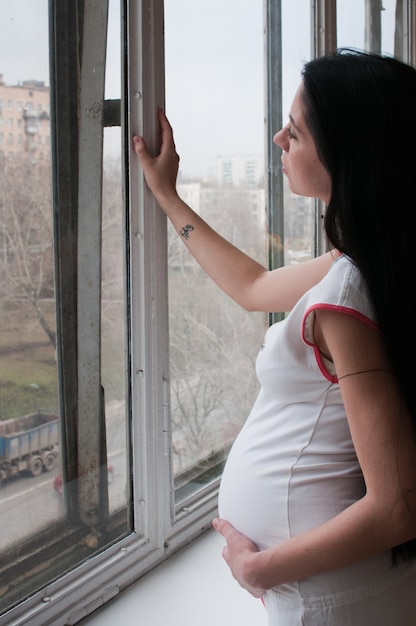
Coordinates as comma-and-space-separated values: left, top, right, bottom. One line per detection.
302, 303, 380, 383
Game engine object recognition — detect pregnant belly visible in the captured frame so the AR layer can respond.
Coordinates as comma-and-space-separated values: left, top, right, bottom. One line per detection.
218, 434, 365, 552
218, 440, 291, 551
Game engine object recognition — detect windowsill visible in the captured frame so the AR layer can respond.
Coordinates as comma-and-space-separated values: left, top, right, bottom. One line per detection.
79, 529, 266, 625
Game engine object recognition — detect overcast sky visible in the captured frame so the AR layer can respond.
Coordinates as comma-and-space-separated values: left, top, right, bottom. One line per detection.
0, 0, 397, 177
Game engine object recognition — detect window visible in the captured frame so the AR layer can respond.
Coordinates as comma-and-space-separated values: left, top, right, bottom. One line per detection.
0, 2, 414, 625
279, 0, 313, 267
1, 1, 240, 621
163, 0, 267, 510
337, 0, 407, 59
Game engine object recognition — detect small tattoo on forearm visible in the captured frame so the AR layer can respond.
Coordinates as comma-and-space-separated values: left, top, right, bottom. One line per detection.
180, 224, 194, 240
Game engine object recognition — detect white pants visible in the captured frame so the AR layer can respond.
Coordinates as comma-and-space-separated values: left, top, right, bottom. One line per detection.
263, 557, 416, 625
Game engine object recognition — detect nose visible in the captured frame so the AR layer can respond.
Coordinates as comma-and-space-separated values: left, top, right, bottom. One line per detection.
273, 127, 288, 152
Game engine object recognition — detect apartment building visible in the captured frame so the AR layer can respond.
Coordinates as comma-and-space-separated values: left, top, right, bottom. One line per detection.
0, 74, 50, 161
216, 154, 264, 188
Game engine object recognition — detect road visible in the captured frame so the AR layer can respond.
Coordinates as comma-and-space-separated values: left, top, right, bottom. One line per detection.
0, 449, 128, 553
0, 466, 62, 552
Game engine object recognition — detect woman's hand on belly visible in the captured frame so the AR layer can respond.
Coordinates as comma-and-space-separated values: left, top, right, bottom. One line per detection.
212, 517, 266, 599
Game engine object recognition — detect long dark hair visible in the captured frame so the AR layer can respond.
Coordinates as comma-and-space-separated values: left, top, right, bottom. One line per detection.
302, 49, 416, 564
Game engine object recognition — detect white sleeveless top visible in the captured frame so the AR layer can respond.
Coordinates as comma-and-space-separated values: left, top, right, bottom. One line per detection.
218, 255, 416, 625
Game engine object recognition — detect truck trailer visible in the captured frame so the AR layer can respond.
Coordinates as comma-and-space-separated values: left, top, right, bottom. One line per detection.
0, 412, 59, 486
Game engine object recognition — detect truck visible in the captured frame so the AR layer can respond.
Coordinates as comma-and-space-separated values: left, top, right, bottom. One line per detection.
0, 412, 59, 486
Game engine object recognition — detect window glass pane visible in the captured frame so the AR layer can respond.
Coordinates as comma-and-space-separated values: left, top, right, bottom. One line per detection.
337, 0, 365, 49
102, 0, 130, 522
164, 0, 267, 506
0, 0, 130, 614
337, 0, 397, 56
0, 0, 62, 553
102, 145, 130, 517
282, 0, 313, 264
0, 0, 66, 613
57, 0, 130, 538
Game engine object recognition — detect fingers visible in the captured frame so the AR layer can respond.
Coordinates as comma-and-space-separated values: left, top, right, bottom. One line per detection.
214, 519, 266, 600
132, 135, 150, 164
132, 109, 175, 160
158, 107, 171, 130
158, 108, 176, 152
212, 517, 235, 540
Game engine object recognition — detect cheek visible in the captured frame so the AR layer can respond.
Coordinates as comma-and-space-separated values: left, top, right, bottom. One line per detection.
288, 154, 331, 200
313, 163, 331, 199
305, 166, 331, 201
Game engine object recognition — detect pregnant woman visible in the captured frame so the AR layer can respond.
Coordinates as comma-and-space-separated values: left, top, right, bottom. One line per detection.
133, 49, 416, 625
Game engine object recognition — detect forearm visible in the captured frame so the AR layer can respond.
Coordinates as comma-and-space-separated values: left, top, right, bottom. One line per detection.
133, 117, 335, 312
159, 192, 269, 311
248, 495, 415, 590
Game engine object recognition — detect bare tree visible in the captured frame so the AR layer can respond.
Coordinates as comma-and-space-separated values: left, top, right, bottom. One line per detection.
0, 155, 55, 347
168, 192, 266, 477
100, 159, 127, 403
170, 291, 264, 472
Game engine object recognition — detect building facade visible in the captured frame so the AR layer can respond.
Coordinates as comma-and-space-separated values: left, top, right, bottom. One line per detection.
0, 74, 50, 161
216, 154, 264, 188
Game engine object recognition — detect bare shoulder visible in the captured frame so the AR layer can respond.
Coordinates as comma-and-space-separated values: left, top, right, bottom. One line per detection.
254, 250, 338, 313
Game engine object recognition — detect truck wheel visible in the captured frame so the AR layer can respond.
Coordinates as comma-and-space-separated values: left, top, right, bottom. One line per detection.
44, 453, 56, 472
30, 457, 43, 477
